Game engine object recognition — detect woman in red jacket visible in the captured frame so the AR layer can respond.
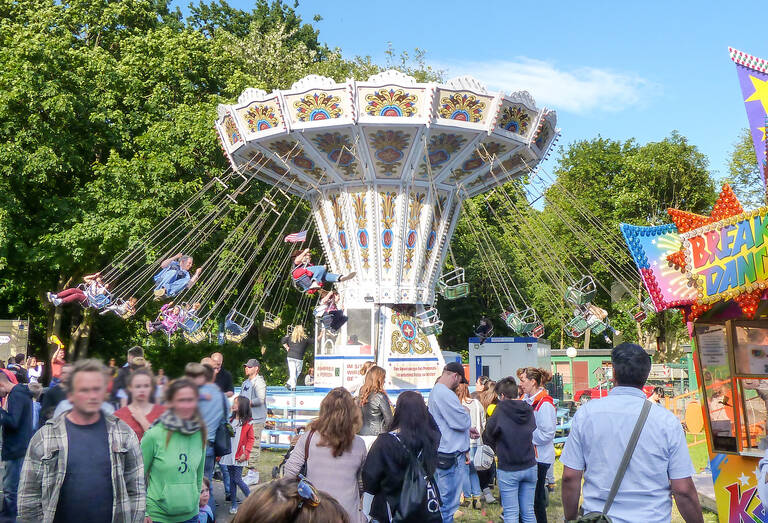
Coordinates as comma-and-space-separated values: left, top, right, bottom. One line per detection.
220, 396, 255, 515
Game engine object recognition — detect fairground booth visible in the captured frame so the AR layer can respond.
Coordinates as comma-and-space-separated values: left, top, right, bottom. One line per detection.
621, 47, 768, 522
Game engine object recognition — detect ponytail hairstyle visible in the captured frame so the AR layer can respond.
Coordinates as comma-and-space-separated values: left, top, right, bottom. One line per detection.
524, 367, 553, 388
455, 382, 470, 403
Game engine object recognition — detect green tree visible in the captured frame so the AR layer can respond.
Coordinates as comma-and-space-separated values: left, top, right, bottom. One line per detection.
726, 127, 765, 210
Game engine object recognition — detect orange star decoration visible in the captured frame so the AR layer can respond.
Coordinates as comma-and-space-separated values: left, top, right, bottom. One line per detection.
667, 184, 752, 321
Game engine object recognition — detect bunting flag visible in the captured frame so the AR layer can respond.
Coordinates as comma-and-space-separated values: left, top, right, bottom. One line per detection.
729, 47, 768, 182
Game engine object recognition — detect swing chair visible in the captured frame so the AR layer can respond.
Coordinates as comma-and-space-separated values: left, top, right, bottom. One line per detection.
437, 268, 470, 300
263, 312, 283, 330
225, 310, 254, 343
77, 283, 112, 309
567, 313, 589, 337
501, 308, 541, 336
631, 305, 647, 322
565, 276, 597, 306
416, 308, 444, 336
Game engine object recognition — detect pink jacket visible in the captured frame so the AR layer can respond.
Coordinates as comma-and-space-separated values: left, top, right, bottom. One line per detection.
159, 304, 181, 333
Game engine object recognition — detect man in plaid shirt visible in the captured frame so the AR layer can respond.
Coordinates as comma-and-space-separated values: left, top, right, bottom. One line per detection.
17, 359, 145, 523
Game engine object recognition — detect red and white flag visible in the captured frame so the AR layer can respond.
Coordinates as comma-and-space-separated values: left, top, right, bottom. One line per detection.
284, 231, 307, 243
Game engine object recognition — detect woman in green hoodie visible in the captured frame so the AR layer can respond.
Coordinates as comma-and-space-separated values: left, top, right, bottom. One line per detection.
141, 378, 207, 523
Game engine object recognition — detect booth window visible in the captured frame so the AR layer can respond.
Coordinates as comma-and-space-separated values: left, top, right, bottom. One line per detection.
694, 323, 737, 452
732, 322, 768, 452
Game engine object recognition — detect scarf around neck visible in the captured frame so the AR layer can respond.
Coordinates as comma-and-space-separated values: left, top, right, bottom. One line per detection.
154, 409, 201, 435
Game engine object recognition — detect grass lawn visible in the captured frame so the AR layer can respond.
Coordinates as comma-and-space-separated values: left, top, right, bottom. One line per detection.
253, 448, 720, 523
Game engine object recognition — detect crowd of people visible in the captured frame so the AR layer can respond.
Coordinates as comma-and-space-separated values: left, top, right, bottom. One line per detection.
0, 342, 706, 523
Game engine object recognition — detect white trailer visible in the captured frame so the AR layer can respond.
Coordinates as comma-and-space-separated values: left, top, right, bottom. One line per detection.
469, 336, 551, 382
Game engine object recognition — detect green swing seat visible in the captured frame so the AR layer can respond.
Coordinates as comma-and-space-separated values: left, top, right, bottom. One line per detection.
567, 314, 589, 337
501, 308, 540, 336
565, 276, 597, 306
437, 268, 470, 300
417, 308, 443, 336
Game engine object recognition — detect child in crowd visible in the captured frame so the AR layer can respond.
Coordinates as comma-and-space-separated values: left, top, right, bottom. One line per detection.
197, 477, 214, 523
220, 396, 254, 514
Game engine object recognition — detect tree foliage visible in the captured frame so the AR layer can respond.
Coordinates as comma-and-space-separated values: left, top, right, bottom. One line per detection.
726, 127, 765, 210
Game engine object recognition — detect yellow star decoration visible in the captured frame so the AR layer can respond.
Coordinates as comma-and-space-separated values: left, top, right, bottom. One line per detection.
745, 74, 768, 114
759, 126, 768, 141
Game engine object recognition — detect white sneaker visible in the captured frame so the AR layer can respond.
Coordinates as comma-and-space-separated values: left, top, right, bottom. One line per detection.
483, 487, 497, 504
229, 507, 238, 514
244, 470, 259, 485
46, 292, 54, 303
53, 298, 63, 306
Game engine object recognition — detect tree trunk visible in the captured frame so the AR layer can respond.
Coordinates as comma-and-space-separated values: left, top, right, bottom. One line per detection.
75, 310, 93, 360
46, 274, 68, 382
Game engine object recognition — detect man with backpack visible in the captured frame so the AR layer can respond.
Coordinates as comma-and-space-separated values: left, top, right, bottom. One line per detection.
560, 343, 703, 523
428, 363, 478, 523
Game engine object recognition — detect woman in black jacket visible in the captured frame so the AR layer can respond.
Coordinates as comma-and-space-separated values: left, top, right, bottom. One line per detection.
362, 391, 442, 523
482, 376, 537, 523
357, 366, 394, 449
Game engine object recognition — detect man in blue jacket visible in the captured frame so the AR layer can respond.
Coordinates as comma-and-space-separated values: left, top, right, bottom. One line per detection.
0, 370, 33, 520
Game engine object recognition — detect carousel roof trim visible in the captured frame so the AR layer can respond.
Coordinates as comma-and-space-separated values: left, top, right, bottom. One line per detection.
214, 70, 559, 199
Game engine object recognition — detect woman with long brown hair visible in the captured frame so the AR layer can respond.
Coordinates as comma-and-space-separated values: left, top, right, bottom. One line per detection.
284, 387, 367, 523
357, 365, 393, 449
114, 368, 165, 440
141, 378, 207, 523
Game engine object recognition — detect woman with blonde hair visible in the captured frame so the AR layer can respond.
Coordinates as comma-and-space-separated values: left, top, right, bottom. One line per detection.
281, 325, 312, 390
457, 382, 486, 508
284, 387, 367, 522
348, 360, 375, 396
357, 365, 393, 449
233, 476, 350, 523
141, 378, 207, 523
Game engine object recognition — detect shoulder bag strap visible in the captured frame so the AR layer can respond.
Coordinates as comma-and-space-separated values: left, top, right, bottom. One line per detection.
303, 430, 314, 466
602, 399, 652, 515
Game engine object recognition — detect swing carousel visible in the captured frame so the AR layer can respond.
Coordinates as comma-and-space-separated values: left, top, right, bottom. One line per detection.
214, 70, 558, 390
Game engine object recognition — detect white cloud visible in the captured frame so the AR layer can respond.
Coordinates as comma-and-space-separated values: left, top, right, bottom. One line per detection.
444, 58, 655, 114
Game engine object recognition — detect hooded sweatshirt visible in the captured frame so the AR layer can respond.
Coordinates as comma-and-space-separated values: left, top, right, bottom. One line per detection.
481, 399, 536, 472
0, 383, 34, 460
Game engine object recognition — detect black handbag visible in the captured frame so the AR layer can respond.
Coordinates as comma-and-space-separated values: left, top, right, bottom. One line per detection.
214, 393, 234, 458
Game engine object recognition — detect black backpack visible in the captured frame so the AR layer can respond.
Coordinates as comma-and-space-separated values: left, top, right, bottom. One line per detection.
390, 434, 441, 523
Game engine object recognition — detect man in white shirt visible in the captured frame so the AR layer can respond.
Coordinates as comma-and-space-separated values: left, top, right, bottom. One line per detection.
561, 343, 703, 523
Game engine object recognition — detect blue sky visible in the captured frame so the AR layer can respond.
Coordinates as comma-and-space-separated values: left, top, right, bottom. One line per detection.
250, 1, 765, 181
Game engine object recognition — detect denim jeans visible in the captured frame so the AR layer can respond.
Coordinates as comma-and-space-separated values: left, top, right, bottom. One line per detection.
461, 447, 482, 497
2, 456, 24, 518
154, 267, 190, 296
204, 445, 216, 512
219, 461, 230, 496
307, 265, 340, 283
226, 465, 250, 509
497, 465, 537, 523
435, 454, 463, 523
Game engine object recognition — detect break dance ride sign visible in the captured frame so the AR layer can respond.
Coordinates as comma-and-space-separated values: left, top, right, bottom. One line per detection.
682, 206, 768, 304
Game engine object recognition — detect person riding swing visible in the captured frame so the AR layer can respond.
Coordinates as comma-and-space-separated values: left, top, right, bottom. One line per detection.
153, 253, 202, 299
290, 248, 355, 294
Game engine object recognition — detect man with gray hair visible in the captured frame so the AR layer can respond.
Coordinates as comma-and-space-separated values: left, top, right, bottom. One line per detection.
153, 252, 202, 299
